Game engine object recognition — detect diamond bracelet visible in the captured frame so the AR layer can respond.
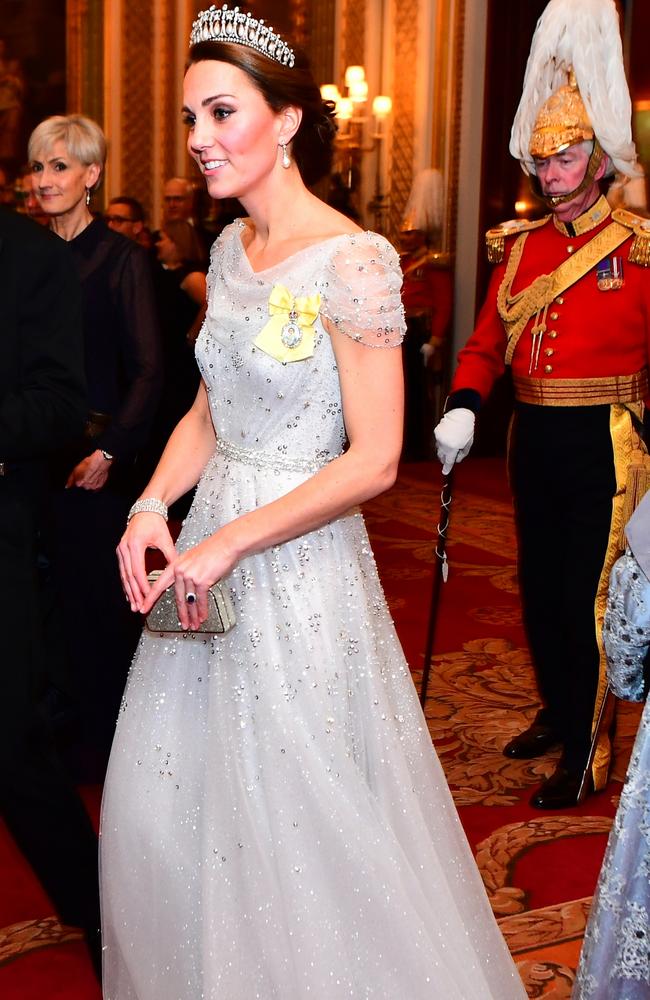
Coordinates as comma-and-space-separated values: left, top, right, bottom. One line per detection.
127, 497, 169, 523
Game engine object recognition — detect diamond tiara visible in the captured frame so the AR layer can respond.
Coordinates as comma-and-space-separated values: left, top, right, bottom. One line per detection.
190, 5, 295, 68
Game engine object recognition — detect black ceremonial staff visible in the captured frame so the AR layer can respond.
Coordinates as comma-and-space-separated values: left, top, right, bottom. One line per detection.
577, 683, 614, 803
420, 469, 454, 707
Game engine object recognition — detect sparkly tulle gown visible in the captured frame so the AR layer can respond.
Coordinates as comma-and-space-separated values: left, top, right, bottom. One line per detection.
100, 223, 526, 999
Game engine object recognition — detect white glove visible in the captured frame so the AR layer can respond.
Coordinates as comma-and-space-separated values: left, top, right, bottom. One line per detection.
420, 342, 434, 366
433, 408, 475, 475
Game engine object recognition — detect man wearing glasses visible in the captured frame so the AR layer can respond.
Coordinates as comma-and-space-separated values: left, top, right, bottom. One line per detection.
105, 195, 149, 247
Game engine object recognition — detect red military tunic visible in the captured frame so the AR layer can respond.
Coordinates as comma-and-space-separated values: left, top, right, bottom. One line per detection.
401, 249, 453, 342
452, 196, 650, 402
449, 193, 650, 790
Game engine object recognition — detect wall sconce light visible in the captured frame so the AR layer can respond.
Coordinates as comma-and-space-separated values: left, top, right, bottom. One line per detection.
320, 66, 392, 231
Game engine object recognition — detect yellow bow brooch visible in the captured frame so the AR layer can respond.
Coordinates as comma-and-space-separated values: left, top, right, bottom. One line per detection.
253, 284, 322, 363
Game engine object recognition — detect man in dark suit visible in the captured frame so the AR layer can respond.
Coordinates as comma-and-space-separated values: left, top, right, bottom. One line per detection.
0, 208, 101, 972
162, 176, 214, 266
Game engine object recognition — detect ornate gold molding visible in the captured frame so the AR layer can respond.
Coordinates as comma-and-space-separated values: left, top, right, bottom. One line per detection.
381, 0, 466, 253
305, 0, 336, 90
339, 0, 366, 82
431, 0, 464, 257
387, 0, 417, 242
66, 0, 104, 123
118, 0, 155, 213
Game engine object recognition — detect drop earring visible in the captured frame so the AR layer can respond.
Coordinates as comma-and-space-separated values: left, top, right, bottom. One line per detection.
85, 187, 91, 206
281, 143, 291, 169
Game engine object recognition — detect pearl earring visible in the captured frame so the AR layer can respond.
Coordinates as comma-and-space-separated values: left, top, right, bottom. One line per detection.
281, 143, 291, 169
85, 187, 91, 206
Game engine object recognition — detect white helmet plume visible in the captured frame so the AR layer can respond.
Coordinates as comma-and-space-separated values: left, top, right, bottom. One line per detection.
510, 0, 640, 179
401, 169, 444, 236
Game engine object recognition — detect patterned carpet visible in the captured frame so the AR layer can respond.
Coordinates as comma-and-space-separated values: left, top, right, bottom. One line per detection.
0, 456, 641, 997
364, 457, 641, 999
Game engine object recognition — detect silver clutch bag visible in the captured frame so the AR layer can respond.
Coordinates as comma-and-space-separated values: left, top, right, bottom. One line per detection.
145, 570, 236, 635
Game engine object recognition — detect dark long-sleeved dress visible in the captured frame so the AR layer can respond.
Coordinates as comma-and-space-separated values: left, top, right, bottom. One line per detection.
46, 218, 162, 781
0, 208, 100, 958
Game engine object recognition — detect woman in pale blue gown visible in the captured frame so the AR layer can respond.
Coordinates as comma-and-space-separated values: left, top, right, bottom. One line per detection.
99, 6, 527, 998
573, 491, 650, 998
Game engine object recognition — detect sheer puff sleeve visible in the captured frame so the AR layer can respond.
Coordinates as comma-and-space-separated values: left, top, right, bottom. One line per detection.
319, 232, 406, 348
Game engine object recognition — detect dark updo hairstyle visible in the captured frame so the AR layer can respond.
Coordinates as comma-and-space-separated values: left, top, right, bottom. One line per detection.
187, 41, 337, 187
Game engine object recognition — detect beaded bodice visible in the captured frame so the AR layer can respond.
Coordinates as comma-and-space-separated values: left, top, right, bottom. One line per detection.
195, 221, 405, 471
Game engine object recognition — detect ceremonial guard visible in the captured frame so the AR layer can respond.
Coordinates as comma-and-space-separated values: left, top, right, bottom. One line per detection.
435, 0, 650, 809
399, 169, 453, 456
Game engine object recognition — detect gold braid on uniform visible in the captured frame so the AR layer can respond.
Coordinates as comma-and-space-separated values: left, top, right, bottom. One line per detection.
630, 237, 650, 267
486, 232, 505, 265
612, 209, 650, 267
496, 233, 554, 367
629, 224, 650, 267
485, 216, 550, 264
497, 218, 637, 370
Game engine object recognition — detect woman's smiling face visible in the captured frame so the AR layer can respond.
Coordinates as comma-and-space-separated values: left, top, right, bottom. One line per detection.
31, 140, 99, 217
183, 59, 285, 203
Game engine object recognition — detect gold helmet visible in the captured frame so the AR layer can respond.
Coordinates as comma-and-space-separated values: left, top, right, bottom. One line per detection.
529, 71, 593, 161
510, 0, 640, 184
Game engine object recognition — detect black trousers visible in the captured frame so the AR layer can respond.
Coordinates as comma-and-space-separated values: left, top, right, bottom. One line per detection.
45, 482, 143, 781
402, 315, 434, 461
0, 474, 100, 934
510, 404, 616, 772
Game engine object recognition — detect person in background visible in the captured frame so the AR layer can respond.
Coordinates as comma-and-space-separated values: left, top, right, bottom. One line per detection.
163, 175, 212, 264
326, 171, 361, 223
434, 0, 650, 809
105, 194, 148, 245
0, 52, 24, 168
162, 175, 196, 224
99, 6, 527, 998
399, 168, 453, 459
29, 113, 162, 781
145, 219, 206, 513
14, 168, 49, 225
0, 163, 14, 205
153, 219, 206, 339
0, 206, 101, 976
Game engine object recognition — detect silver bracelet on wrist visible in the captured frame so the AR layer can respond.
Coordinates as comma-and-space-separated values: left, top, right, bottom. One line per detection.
127, 497, 169, 523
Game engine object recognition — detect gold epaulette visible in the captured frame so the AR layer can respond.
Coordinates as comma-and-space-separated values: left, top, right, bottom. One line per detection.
485, 216, 551, 264
611, 209, 650, 266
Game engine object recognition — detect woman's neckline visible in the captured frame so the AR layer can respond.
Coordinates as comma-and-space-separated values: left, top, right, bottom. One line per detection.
235, 220, 369, 276
52, 213, 97, 244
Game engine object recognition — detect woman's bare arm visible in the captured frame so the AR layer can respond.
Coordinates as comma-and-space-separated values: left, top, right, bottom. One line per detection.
117, 381, 216, 608
132, 321, 404, 629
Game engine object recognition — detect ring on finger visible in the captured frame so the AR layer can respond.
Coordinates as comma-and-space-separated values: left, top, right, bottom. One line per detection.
185, 591, 197, 604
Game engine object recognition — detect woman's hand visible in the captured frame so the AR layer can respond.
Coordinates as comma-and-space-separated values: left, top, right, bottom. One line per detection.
139, 530, 240, 631
65, 449, 112, 490
117, 513, 178, 613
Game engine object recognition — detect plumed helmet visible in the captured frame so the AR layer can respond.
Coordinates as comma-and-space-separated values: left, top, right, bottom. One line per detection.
510, 0, 641, 180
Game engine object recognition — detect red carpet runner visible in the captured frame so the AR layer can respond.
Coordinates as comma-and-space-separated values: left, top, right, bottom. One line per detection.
0, 457, 640, 997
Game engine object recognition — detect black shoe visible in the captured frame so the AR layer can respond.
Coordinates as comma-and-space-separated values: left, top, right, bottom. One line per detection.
503, 720, 560, 759
529, 764, 589, 810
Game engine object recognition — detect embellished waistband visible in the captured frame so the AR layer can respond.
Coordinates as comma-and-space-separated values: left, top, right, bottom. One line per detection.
513, 369, 649, 407
215, 437, 338, 474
